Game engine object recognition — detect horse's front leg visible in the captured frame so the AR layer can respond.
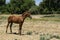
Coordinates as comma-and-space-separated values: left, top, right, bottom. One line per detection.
19, 22, 23, 35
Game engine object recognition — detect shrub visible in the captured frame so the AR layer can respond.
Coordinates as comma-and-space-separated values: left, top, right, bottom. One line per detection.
26, 31, 32, 35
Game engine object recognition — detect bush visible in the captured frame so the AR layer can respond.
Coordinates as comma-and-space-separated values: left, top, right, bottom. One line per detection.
26, 31, 32, 35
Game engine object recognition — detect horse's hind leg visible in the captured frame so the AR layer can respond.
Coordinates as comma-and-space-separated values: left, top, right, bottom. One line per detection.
10, 23, 13, 33
6, 22, 9, 33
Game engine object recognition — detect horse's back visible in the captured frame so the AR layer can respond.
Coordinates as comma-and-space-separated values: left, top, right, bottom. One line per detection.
8, 15, 23, 23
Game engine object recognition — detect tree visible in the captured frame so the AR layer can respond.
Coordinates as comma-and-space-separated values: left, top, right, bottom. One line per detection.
39, 0, 60, 14
0, 0, 5, 6
0, 0, 6, 13
29, 6, 39, 14
6, 0, 35, 14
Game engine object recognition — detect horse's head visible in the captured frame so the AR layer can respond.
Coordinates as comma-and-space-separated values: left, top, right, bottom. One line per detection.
22, 11, 32, 19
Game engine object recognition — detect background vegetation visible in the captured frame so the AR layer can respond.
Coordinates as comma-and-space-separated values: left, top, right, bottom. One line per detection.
0, 0, 60, 14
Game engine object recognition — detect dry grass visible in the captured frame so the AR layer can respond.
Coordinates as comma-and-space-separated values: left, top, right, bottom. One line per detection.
0, 14, 60, 40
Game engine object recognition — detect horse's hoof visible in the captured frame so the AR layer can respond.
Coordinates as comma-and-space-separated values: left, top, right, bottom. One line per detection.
6, 32, 7, 33
19, 34, 21, 35
18, 33, 21, 35
10, 32, 12, 34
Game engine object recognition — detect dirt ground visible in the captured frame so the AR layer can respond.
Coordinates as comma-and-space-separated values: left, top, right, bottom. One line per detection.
0, 15, 60, 40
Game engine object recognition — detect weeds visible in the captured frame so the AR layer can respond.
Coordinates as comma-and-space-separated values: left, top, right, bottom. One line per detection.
26, 31, 32, 35
0, 16, 7, 20
40, 34, 60, 40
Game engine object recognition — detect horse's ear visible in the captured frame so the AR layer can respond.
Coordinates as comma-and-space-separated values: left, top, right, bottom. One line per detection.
22, 13, 24, 16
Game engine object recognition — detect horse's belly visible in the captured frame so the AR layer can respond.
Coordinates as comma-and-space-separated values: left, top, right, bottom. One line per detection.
13, 21, 20, 24
12, 20, 22, 24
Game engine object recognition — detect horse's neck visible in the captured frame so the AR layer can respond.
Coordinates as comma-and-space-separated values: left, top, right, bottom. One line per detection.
22, 15, 27, 21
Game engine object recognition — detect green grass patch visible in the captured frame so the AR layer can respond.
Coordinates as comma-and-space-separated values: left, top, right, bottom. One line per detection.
40, 34, 60, 40
0, 16, 8, 20
25, 17, 60, 22
26, 31, 32, 35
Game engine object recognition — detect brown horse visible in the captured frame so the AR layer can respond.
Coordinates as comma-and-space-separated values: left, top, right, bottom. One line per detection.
6, 11, 32, 35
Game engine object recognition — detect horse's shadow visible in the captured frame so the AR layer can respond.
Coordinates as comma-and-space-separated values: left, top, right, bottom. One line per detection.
8, 32, 25, 35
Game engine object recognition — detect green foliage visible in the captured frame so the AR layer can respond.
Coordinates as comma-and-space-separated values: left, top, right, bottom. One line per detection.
40, 34, 51, 40
0, 0, 6, 13
1, 0, 60, 14
0, 0, 35, 14
0, 0, 5, 6
6, 0, 35, 14
40, 34, 60, 40
39, 0, 60, 14
26, 31, 32, 35
29, 6, 39, 14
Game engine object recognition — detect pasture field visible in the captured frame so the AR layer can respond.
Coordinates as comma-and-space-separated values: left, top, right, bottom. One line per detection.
0, 14, 60, 40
